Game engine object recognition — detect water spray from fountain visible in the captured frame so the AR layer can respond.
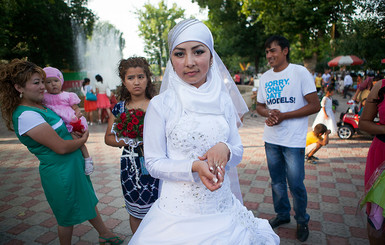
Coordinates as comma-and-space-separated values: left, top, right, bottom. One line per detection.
76, 21, 124, 91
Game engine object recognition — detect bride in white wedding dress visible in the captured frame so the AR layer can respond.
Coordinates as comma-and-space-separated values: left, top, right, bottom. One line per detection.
128, 19, 279, 245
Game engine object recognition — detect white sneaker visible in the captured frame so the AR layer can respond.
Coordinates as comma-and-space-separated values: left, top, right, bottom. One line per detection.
85, 157, 94, 175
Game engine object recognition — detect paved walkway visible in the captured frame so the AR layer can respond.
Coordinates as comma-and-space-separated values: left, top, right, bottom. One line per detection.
0, 93, 372, 244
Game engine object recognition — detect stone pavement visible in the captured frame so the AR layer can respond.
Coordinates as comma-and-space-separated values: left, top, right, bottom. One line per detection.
0, 93, 372, 244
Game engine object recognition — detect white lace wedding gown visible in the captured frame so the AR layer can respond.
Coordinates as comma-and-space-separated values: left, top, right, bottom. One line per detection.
312, 96, 338, 135
129, 111, 279, 245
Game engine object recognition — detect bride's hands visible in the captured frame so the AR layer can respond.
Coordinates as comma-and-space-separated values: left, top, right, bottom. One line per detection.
192, 160, 224, 191
198, 142, 229, 176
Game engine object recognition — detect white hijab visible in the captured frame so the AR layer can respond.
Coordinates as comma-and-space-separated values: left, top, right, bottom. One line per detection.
161, 19, 246, 203
161, 19, 248, 127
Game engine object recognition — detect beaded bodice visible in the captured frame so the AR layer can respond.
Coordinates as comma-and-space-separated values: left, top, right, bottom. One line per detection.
158, 113, 233, 215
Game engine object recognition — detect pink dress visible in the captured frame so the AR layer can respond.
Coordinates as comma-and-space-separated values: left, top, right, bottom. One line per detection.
44, 92, 88, 133
364, 80, 385, 229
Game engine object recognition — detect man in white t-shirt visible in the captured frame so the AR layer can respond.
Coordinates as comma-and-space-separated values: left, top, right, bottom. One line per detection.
343, 72, 353, 99
256, 35, 320, 242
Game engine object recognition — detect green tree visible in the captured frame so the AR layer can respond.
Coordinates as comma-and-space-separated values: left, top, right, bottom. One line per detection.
334, 0, 385, 70
194, 0, 267, 73
359, 0, 385, 30
0, 0, 95, 70
240, 0, 356, 71
68, 0, 96, 36
136, 0, 184, 75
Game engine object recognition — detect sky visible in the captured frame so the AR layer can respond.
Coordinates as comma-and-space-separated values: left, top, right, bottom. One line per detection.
87, 0, 208, 58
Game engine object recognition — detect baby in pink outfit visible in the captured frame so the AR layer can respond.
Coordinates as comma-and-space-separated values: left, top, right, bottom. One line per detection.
43, 67, 94, 175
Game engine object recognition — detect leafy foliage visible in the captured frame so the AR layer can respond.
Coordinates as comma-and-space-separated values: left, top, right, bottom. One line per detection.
136, 0, 184, 76
240, 0, 356, 70
330, 0, 385, 70
194, 0, 267, 72
0, 0, 95, 70
335, 18, 385, 70
68, 0, 96, 36
197, 0, 385, 72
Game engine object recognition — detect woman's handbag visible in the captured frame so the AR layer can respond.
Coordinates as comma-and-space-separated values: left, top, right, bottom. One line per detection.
86, 92, 97, 101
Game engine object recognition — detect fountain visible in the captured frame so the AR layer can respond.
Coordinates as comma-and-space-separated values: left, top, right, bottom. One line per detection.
76, 21, 124, 91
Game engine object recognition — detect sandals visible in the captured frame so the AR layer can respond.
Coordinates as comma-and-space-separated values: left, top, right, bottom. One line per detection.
99, 236, 124, 245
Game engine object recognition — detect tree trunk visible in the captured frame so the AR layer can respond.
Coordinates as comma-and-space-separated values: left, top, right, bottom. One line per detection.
158, 56, 162, 77
254, 55, 260, 74
298, 33, 317, 72
157, 50, 162, 77
303, 52, 318, 72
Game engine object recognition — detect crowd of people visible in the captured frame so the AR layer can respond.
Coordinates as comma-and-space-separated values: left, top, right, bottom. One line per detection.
312, 68, 383, 104
80, 74, 117, 126
0, 18, 384, 244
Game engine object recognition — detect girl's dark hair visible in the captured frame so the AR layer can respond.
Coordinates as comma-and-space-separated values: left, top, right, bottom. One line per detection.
95, 74, 103, 83
0, 59, 45, 131
116, 57, 155, 102
326, 86, 334, 93
82, 77, 90, 88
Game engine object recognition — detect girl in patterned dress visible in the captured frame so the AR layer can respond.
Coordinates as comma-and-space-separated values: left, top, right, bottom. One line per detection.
104, 57, 159, 234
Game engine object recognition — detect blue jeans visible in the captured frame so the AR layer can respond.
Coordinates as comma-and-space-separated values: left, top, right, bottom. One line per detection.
265, 142, 310, 225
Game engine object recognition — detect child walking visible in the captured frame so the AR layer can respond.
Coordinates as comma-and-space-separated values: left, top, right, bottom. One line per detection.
43, 67, 94, 175
312, 86, 338, 135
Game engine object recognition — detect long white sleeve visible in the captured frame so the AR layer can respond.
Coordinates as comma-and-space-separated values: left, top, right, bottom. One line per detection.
143, 98, 196, 182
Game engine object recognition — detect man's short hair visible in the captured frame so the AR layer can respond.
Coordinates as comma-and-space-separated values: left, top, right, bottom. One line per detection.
264, 35, 290, 62
314, 124, 327, 135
